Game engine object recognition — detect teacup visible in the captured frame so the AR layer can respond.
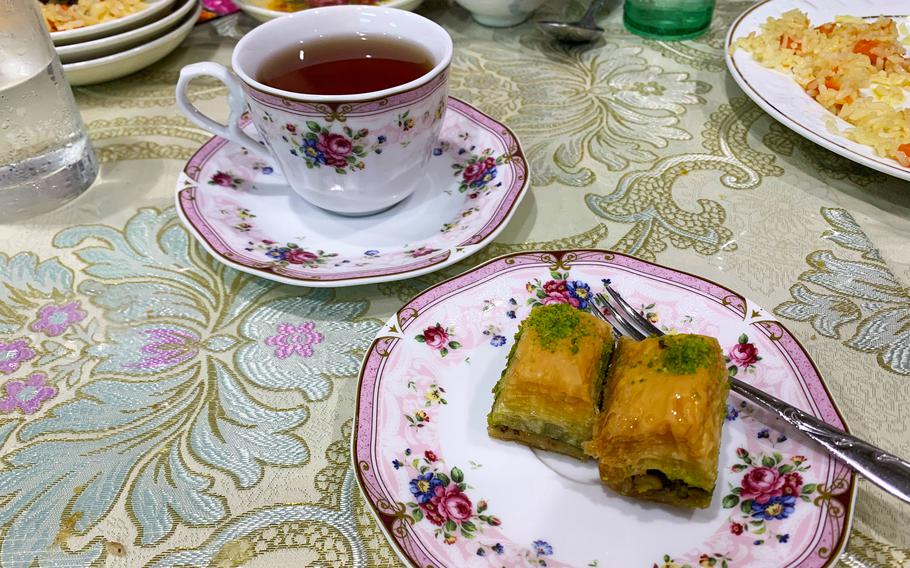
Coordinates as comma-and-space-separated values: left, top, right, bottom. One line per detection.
176, 6, 453, 216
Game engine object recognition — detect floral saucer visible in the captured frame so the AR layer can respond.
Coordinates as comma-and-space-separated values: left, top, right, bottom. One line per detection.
354, 250, 855, 568
175, 98, 528, 287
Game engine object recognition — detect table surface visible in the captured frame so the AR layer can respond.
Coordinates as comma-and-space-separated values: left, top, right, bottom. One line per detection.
2, 1, 909, 566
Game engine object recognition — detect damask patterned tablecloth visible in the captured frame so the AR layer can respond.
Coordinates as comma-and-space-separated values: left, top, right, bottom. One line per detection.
1, 1, 909, 566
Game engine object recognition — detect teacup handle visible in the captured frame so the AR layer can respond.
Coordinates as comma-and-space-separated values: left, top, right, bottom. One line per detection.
176, 62, 271, 159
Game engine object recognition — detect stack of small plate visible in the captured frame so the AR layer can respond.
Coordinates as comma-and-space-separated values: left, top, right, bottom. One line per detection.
51, 0, 201, 86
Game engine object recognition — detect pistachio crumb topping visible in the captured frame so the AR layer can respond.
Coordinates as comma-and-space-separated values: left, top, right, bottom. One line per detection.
659, 335, 715, 375
526, 304, 589, 352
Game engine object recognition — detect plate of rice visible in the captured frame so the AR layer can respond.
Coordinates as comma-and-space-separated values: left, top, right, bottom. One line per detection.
233, 0, 423, 23
42, 0, 178, 45
726, 0, 910, 181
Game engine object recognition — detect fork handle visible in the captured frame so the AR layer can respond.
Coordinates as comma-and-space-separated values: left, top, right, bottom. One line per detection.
731, 378, 910, 504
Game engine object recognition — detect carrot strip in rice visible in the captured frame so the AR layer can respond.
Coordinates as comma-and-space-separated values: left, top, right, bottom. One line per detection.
734, 10, 910, 165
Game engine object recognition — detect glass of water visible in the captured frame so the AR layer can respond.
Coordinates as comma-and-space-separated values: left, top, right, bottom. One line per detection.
0, 0, 98, 221
623, 0, 716, 40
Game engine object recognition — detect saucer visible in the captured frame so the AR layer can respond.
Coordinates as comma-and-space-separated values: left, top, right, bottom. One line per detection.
175, 97, 529, 287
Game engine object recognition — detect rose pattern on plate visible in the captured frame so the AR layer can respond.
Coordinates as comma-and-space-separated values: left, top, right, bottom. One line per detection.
482, 324, 507, 347
220, 206, 256, 233
414, 323, 461, 358
722, 449, 818, 546
640, 302, 659, 324
475, 541, 506, 558
406, 246, 439, 259
282, 121, 384, 174
406, 409, 431, 428
505, 298, 518, 320
244, 240, 338, 268
209, 171, 243, 189
725, 400, 749, 422
432, 141, 450, 157
212, 192, 463, 272
526, 270, 592, 310
638, 302, 694, 335
725, 333, 762, 375
251, 161, 274, 175
725, 400, 776, 428
400, 450, 501, 545
525, 540, 554, 566
453, 147, 507, 195
474, 540, 557, 566
655, 552, 732, 568
404, 380, 447, 428
440, 206, 481, 233
756, 426, 789, 447
203, 158, 507, 272
479, 297, 520, 347
419, 382, 447, 407
230, 217, 453, 272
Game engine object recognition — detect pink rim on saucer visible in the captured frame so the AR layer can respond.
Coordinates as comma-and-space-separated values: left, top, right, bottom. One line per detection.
175, 97, 529, 287
354, 249, 855, 568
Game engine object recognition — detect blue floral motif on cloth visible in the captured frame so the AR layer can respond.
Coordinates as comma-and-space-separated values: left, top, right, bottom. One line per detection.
0, 208, 380, 566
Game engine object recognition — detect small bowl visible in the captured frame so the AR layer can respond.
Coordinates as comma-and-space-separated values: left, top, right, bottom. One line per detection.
453, 0, 545, 27
233, 0, 424, 22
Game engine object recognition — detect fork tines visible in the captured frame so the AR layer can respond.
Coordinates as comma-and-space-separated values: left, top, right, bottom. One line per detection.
588, 279, 664, 341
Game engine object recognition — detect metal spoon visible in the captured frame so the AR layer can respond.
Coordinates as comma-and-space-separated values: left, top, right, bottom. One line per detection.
537, 0, 608, 43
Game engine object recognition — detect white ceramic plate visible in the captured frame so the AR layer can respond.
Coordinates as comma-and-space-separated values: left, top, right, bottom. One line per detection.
49, 0, 178, 46
175, 98, 529, 287
63, 2, 200, 87
725, 0, 910, 182
233, 0, 424, 23
354, 250, 855, 567
56, 0, 198, 64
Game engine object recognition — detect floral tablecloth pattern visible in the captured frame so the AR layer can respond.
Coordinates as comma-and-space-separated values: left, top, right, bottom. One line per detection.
0, 1, 908, 566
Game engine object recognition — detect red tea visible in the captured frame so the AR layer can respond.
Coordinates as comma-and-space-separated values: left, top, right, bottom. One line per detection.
258, 36, 434, 95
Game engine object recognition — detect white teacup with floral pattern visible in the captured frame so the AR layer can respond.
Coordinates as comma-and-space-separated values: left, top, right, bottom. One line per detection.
176, 6, 453, 216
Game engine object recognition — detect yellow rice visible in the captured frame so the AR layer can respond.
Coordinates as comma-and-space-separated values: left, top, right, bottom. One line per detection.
734, 10, 910, 166
40, 0, 148, 32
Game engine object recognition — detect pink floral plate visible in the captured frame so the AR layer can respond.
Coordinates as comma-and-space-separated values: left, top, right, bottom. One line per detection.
354, 250, 855, 568
175, 97, 528, 287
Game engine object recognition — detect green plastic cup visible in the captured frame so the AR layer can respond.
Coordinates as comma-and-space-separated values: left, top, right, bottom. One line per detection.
623, 0, 716, 40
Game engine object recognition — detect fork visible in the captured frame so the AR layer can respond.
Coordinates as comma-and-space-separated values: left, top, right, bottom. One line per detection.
589, 278, 910, 505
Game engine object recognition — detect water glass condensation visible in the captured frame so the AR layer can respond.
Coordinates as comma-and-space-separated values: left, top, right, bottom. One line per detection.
623, 0, 716, 40
0, 0, 97, 221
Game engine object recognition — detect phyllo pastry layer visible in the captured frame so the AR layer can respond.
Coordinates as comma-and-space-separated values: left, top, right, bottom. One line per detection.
585, 334, 728, 508
487, 303, 613, 460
